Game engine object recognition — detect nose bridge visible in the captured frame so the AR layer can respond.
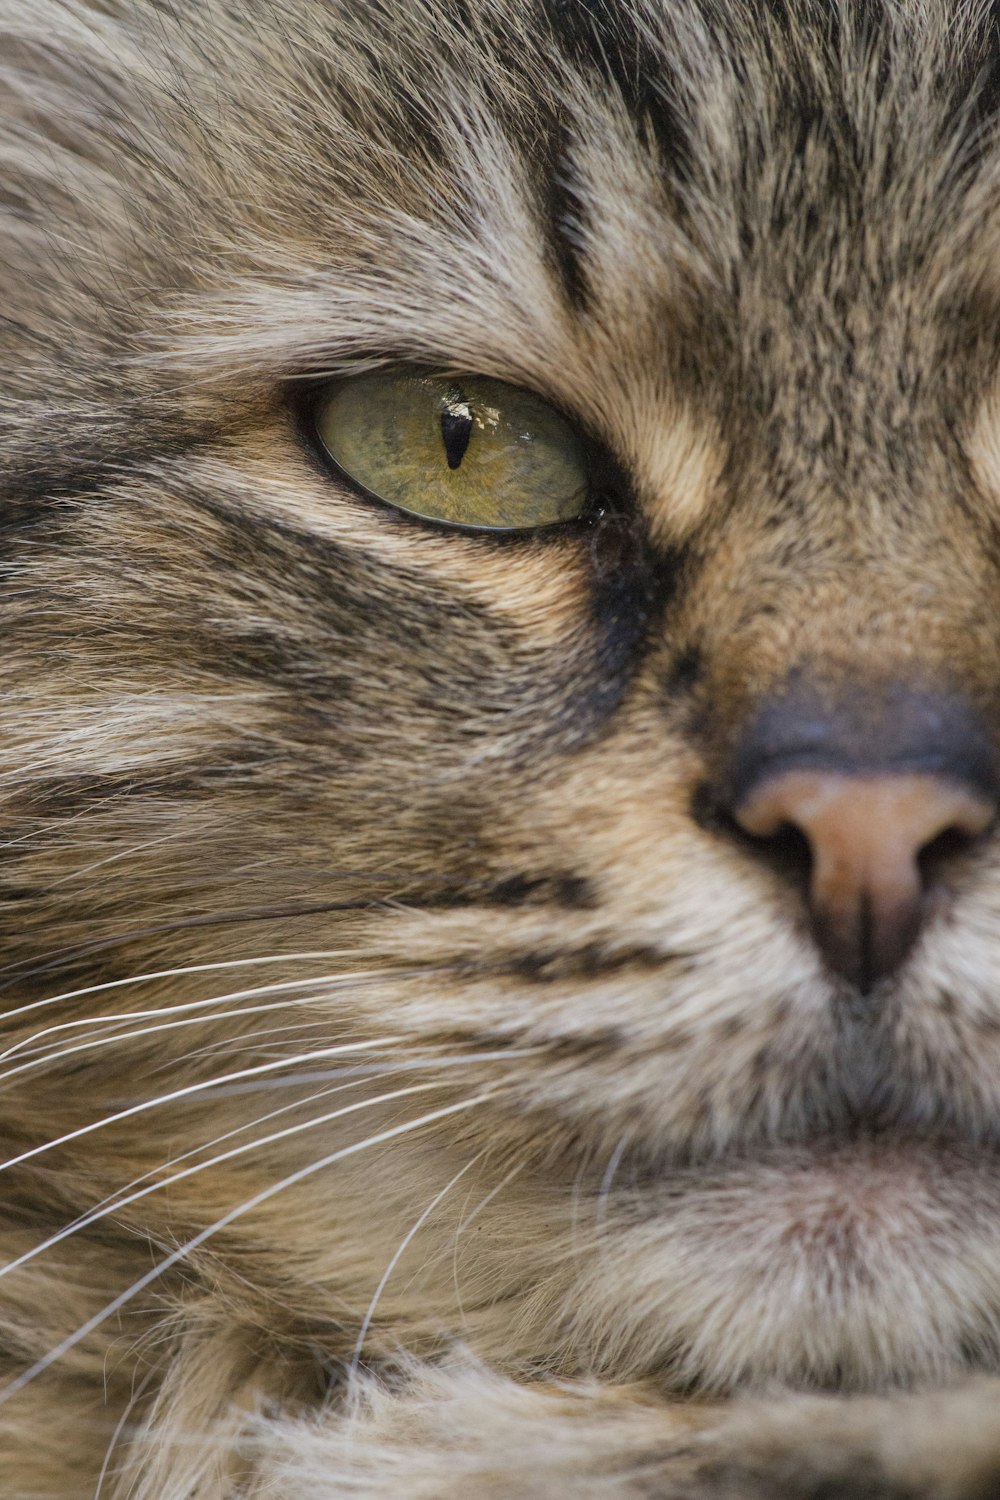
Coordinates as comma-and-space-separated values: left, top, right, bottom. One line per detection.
665, 326, 1000, 989
681, 472, 1000, 754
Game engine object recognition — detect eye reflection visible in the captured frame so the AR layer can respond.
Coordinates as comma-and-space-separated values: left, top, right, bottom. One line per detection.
440, 390, 473, 470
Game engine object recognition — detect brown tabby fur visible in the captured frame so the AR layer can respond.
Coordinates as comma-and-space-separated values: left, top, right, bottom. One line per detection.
4, 0, 1000, 1493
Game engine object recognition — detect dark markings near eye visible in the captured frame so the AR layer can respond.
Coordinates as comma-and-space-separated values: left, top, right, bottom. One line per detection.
440, 397, 473, 470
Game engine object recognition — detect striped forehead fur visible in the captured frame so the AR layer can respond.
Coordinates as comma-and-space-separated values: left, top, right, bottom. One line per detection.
6, 2, 1000, 371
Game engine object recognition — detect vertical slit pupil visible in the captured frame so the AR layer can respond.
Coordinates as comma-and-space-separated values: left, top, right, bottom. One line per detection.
441, 400, 473, 470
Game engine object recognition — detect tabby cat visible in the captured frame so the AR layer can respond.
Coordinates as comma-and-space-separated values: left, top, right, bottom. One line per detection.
3, 0, 1000, 1494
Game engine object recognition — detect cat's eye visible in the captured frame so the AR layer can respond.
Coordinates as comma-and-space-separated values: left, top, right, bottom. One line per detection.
312, 371, 590, 531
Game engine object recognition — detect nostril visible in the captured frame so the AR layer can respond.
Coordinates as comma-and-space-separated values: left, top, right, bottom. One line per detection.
722, 808, 813, 894
693, 786, 813, 889
758, 819, 813, 891
917, 815, 991, 893
722, 770, 996, 988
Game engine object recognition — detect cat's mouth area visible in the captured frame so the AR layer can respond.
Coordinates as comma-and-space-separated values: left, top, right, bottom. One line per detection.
547, 1092, 1000, 1388
629, 1047, 1000, 1174
576, 1133, 1000, 1390
624, 1120, 1000, 1189
598, 1128, 998, 1263
479, 1105, 1000, 1391
476, 1007, 1000, 1187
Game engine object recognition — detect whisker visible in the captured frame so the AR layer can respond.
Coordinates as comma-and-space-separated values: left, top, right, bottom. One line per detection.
0, 963, 456, 1072
0, 1093, 493, 1402
0, 1015, 398, 1087
0, 970, 399, 1077
1, 997, 350, 1077
0, 1082, 450, 1286
0, 951, 356, 1029
93, 1364, 157, 1500
596, 1134, 630, 1234
0, 1036, 406, 1173
189, 1050, 534, 1098
188, 1067, 381, 1097
348, 1152, 484, 1378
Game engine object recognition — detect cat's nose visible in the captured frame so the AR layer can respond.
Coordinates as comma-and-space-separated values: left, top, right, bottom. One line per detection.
733, 771, 994, 986
718, 686, 999, 989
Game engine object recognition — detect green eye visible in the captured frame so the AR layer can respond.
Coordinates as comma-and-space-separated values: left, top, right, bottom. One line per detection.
313, 371, 590, 531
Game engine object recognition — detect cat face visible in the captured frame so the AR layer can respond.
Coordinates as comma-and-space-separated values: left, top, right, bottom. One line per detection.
6, 0, 1000, 1400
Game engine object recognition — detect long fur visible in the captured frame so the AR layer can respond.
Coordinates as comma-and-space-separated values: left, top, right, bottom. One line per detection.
4, 1, 1000, 1494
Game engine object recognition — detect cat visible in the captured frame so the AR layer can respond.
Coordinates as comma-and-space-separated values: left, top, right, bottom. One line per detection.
3, 0, 1000, 1494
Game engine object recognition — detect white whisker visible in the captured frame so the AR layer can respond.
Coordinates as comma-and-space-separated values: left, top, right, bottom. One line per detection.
0, 1035, 406, 1173
188, 1067, 381, 1097
0, 953, 352, 1027
190, 1049, 536, 1098
0, 989, 383, 1082
0, 1093, 492, 1403
0, 1082, 449, 1286
84, 1078, 374, 1217
348, 1152, 484, 1377
0, 964, 404, 1062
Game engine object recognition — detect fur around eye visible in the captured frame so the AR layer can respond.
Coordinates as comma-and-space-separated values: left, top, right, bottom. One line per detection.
312, 372, 590, 531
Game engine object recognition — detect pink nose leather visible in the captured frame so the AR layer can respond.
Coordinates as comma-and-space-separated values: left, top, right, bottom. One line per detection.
734, 771, 994, 985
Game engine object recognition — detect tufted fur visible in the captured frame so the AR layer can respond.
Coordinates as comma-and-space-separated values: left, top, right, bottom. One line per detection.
4, 0, 1000, 1494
